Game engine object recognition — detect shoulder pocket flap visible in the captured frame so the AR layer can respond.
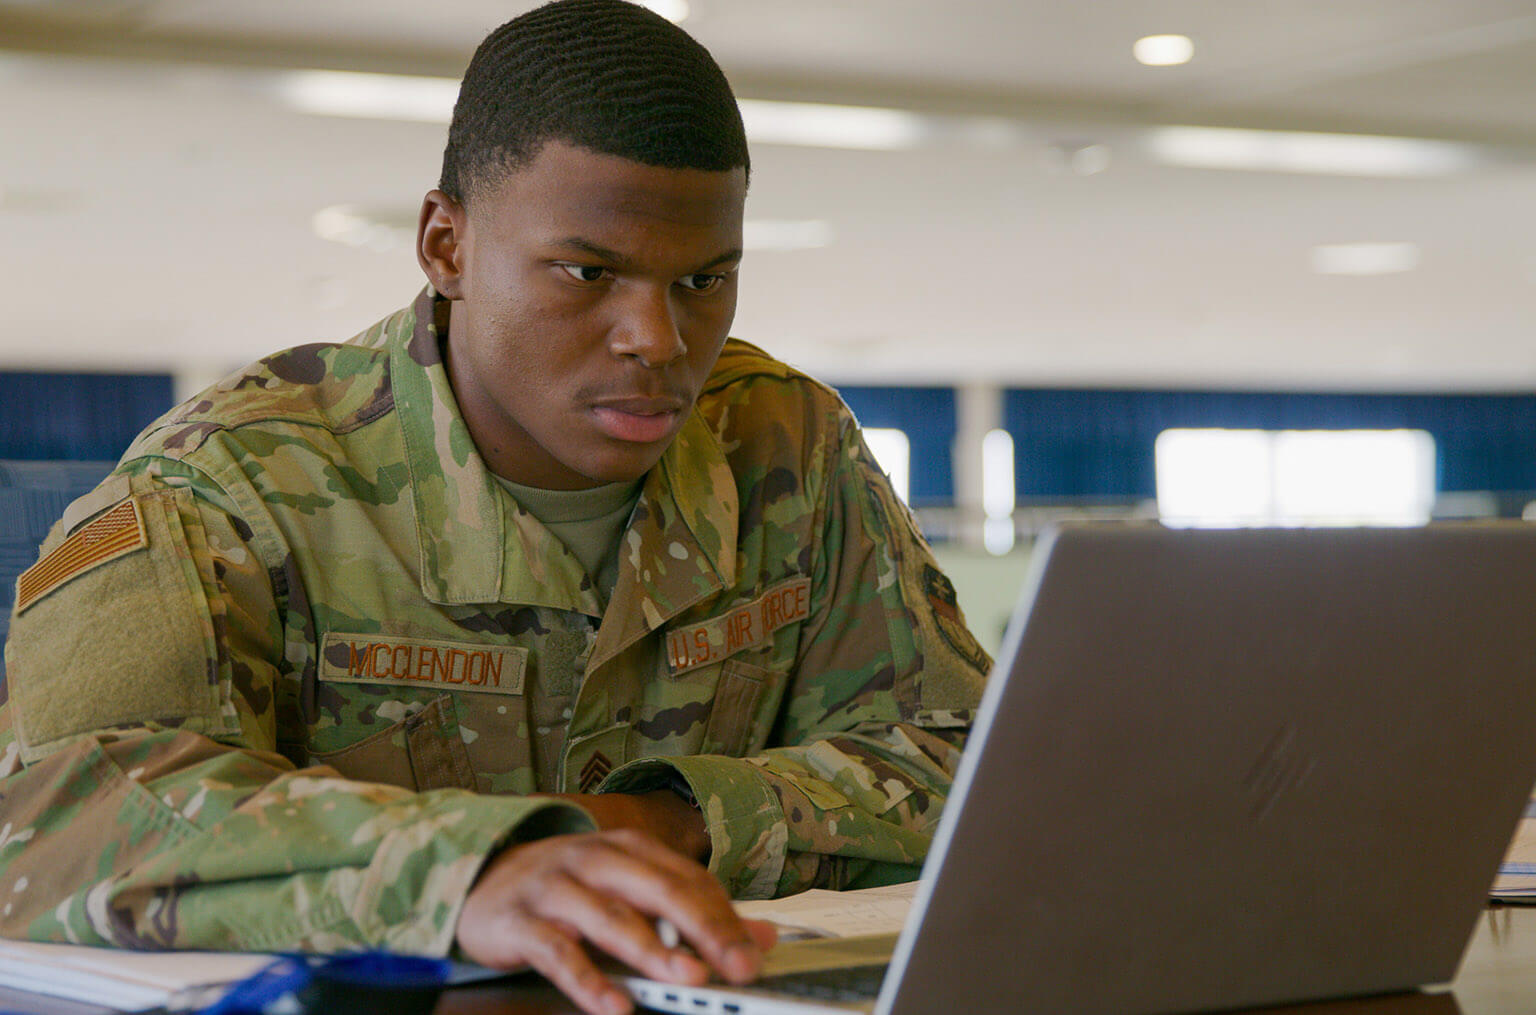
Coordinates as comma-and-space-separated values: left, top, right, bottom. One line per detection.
10, 489, 233, 763
59, 474, 132, 536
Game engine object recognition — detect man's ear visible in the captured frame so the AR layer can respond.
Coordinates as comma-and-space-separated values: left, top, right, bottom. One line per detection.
417, 189, 467, 300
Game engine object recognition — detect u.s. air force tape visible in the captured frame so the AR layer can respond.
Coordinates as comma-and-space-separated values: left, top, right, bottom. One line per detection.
663, 576, 811, 676
320, 633, 527, 695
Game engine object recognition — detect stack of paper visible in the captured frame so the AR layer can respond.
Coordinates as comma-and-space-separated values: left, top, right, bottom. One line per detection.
0, 938, 274, 1011
1493, 814, 1536, 902
735, 880, 916, 940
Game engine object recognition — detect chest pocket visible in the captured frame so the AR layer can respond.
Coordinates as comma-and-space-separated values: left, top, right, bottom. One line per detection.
311, 694, 476, 792
658, 577, 811, 759
308, 633, 532, 793
699, 658, 777, 757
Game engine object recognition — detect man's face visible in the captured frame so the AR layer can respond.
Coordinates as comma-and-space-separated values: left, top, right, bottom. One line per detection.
420, 140, 747, 490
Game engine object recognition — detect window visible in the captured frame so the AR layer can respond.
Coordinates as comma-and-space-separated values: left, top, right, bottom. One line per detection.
863, 428, 911, 504
982, 428, 1016, 555
1155, 428, 1436, 527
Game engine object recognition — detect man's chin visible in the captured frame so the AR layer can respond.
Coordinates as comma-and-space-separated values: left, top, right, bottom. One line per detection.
570, 447, 669, 488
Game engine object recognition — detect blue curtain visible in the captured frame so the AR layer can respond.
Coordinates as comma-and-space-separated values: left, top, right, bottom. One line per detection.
835, 386, 956, 505
0, 372, 174, 461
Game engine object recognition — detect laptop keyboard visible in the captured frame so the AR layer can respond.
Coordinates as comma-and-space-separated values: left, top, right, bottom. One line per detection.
752, 963, 887, 1003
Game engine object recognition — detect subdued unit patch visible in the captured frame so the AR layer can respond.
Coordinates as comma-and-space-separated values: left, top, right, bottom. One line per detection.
14, 498, 146, 614
920, 563, 991, 674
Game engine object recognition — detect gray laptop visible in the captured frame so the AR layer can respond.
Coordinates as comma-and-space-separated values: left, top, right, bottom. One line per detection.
623, 523, 1536, 1015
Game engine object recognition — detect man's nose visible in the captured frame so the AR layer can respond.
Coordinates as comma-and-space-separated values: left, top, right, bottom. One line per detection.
609, 287, 686, 368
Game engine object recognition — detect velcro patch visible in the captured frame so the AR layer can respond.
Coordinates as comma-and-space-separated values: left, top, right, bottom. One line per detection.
15, 498, 146, 614
320, 633, 527, 696
665, 576, 811, 676
921, 563, 990, 673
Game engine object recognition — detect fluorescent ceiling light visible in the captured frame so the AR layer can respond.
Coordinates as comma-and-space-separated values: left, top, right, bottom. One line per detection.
274, 70, 458, 123
738, 100, 926, 151
316, 205, 838, 256
1133, 34, 1194, 67
1310, 242, 1420, 276
271, 73, 927, 153
744, 219, 834, 252
1145, 126, 1476, 178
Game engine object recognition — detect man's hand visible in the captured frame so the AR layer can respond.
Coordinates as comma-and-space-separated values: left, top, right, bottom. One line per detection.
456, 829, 777, 1015
536, 789, 709, 860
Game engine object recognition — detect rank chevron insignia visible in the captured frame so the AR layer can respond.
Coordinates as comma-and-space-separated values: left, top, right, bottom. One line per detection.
578, 752, 612, 792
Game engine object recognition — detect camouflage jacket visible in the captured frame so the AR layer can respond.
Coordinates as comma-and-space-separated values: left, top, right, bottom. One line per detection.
0, 289, 989, 955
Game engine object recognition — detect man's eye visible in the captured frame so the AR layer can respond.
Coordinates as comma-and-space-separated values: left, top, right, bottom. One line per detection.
559, 264, 607, 283
678, 273, 723, 293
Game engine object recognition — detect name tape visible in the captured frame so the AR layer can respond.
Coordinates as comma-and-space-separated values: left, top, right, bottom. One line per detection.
665, 576, 811, 676
320, 633, 527, 696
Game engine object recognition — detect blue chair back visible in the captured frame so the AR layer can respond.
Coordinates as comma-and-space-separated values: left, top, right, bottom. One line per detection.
0, 461, 117, 687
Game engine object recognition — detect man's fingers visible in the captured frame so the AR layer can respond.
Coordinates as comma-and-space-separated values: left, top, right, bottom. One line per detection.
584, 825, 712, 880
457, 830, 770, 1010
520, 919, 634, 1015
531, 875, 709, 985
566, 834, 763, 984
744, 917, 780, 954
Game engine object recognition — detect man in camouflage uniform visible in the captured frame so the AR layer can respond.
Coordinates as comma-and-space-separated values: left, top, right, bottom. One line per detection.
0, 2, 987, 1012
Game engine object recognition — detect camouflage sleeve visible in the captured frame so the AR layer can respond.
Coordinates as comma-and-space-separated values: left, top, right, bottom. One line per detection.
603, 418, 990, 898
0, 464, 593, 952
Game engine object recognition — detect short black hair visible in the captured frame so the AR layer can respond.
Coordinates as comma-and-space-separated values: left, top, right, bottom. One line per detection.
440, 0, 750, 204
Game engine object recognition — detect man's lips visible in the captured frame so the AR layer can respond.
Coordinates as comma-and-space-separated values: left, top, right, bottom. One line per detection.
590, 396, 686, 443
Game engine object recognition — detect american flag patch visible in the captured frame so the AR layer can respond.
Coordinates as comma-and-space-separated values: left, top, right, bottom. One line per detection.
15, 498, 147, 614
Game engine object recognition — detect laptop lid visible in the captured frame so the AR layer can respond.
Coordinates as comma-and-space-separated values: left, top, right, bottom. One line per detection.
883, 523, 1536, 1015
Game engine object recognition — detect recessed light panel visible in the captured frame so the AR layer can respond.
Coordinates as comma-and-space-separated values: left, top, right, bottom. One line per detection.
274, 70, 458, 123
737, 100, 926, 151
1310, 242, 1421, 276
1134, 35, 1194, 67
1146, 127, 1476, 178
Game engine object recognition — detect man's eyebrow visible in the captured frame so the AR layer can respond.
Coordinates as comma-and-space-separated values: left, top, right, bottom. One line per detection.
552, 238, 743, 272
697, 247, 744, 271
554, 237, 633, 266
